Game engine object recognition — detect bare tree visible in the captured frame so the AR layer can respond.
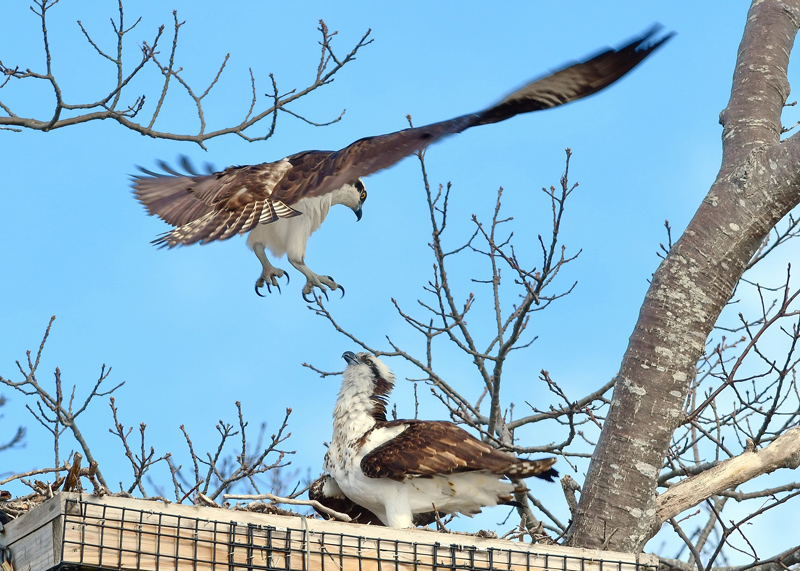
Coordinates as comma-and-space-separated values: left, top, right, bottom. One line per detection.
306, 1, 800, 562
0, 0, 371, 148
0, 316, 120, 487
0, 316, 304, 522
310, 145, 799, 561
564, 0, 800, 555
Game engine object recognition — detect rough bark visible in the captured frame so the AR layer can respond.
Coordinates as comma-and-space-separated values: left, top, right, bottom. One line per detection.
565, 0, 800, 551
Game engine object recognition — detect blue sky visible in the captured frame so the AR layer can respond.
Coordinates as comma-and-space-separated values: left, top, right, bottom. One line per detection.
1, 0, 798, 556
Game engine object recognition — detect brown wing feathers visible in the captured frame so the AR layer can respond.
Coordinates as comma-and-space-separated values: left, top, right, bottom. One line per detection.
133, 27, 670, 247
134, 159, 301, 248
319, 26, 671, 188
360, 420, 557, 481
474, 25, 674, 126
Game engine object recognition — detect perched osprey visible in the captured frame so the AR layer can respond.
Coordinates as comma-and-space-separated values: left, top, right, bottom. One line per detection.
133, 28, 671, 300
323, 351, 558, 528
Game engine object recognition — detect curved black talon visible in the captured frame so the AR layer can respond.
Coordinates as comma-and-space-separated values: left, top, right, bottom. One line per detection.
255, 282, 266, 297
325, 276, 345, 299
302, 291, 315, 303
256, 274, 289, 297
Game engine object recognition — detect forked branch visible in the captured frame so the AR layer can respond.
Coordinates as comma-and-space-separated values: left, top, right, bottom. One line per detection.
0, 1, 372, 148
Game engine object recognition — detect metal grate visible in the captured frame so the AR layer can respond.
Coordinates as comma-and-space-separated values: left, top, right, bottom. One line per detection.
58, 497, 657, 571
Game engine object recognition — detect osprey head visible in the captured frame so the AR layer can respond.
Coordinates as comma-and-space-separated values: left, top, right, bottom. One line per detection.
352, 178, 367, 221
334, 179, 366, 221
328, 179, 366, 221
341, 351, 394, 420
341, 351, 393, 382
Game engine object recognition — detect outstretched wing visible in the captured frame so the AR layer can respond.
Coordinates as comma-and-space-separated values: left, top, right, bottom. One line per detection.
133, 156, 304, 247
133, 27, 671, 246
474, 24, 674, 126
299, 26, 673, 198
360, 420, 557, 481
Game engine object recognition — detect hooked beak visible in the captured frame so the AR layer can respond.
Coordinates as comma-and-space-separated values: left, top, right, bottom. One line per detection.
342, 351, 359, 366
353, 205, 363, 222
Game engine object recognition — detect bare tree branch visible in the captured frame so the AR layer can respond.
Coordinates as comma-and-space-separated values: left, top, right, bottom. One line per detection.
658, 428, 800, 522
224, 492, 352, 522
0, 3, 372, 148
0, 316, 122, 488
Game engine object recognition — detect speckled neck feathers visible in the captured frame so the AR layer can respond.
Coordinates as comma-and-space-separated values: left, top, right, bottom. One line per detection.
369, 373, 393, 422
331, 353, 395, 432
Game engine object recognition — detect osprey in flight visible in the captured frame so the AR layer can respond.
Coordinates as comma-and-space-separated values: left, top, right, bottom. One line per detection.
134, 27, 671, 300
322, 351, 558, 528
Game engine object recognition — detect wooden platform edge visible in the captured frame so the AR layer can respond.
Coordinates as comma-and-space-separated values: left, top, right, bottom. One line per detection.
0, 492, 659, 570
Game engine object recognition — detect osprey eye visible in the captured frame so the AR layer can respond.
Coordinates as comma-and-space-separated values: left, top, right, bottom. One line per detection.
364, 357, 373, 366
360, 190, 367, 202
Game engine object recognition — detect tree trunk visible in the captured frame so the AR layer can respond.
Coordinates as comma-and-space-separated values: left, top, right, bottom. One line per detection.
565, 0, 800, 552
